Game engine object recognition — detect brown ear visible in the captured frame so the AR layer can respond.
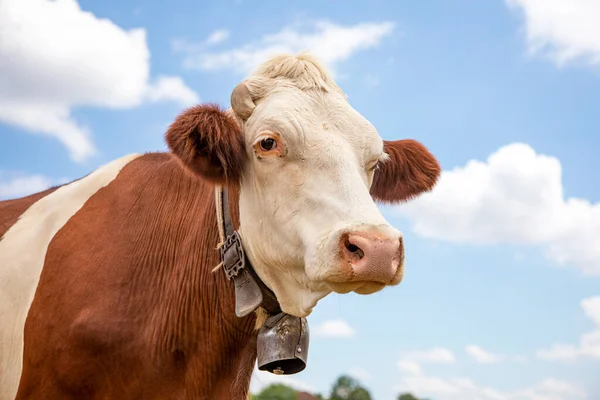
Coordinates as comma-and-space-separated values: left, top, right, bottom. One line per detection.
165, 104, 246, 184
370, 139, 441, 203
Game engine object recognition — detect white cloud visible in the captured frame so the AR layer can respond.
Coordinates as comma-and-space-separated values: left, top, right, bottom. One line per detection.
206, 29, 230, 45
170, 29, 231, 59
175, 20, 395, 75
506, 0, 600, 67
0, 171, 71, 201
0, 174, 53, 201
348, 366, 372, 382
404, 347, 456, 364
465, 345, 505, 364
145, 76, 200, 105
249, 365, 316, 394
395, 374, 587, 400
313, 319, 355, 338
538, 295, 600, 361
394, 142, 600, 276
0, 0, 198, 162
584, 296, 600, 326
397, 360, 422, 375
397, 347, 456, 376
396, 354, 586, 400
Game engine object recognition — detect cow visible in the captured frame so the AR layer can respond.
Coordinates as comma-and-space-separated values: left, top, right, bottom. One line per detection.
0, 53, 440, 399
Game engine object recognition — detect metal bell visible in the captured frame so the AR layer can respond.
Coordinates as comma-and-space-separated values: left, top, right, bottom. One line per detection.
256, 312, 309, 375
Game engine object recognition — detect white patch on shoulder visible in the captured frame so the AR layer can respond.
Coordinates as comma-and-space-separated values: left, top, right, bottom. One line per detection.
0, 153, 140, 400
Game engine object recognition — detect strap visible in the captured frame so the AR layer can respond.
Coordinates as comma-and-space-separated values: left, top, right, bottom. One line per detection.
220, 185, 235, 238
215, 185, 282, 316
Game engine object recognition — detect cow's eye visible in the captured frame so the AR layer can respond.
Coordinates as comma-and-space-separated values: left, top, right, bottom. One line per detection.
260, 138, 277, 151
254, 132, 285, 158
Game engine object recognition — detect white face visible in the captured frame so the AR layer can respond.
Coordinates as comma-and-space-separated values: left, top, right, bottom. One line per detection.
237, 87, 404, 317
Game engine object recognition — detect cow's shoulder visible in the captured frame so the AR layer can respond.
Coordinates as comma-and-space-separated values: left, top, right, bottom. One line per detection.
16, 151, 219, 397
0, 153, 144, 400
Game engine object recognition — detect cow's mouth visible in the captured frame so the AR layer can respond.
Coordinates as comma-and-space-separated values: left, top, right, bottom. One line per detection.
325, 280, 389, 295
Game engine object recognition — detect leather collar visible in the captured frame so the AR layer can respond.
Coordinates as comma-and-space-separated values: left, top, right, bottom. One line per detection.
215, 186, 282, 317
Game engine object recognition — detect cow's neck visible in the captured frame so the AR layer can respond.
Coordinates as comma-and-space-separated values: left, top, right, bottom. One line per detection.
145, 162, 258, 398
202, 181, 260, 397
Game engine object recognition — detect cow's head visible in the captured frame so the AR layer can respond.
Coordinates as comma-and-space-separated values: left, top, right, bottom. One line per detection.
166, 54, 440, 317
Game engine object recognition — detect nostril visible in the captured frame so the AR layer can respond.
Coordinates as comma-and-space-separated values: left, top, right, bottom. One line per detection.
346, 243, 360, 253
344, 238, 365, 259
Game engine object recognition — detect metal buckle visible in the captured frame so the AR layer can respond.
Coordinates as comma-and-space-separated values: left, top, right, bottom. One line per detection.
220, 231, 246, 280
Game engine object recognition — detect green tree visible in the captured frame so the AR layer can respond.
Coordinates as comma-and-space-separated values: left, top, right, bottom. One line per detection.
397, 394, 420, 400
255, 383, 298, 400
397, 393, 432, 400
329, 375, 372, 400
347, 387, 371, 400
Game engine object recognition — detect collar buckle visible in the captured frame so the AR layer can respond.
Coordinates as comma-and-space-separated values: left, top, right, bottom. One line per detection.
221, 230, 246, 280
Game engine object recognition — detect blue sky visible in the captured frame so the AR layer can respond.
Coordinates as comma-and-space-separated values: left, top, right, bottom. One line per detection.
1, 0, 599, 399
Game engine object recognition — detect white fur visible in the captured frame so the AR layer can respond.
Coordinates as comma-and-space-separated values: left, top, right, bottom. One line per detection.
236, 54, 403, 317
0, 154, 140, 400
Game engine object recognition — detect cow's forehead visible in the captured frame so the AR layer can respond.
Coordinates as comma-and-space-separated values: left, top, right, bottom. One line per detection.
247, 87, 383, 158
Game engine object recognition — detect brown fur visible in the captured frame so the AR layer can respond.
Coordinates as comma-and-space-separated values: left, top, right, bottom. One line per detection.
370, 139, 441, 203
165, 104, 247, 184
15, 153, 257, 399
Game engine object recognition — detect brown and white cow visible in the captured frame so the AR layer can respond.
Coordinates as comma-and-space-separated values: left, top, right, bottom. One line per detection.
0, 53, 440, 399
